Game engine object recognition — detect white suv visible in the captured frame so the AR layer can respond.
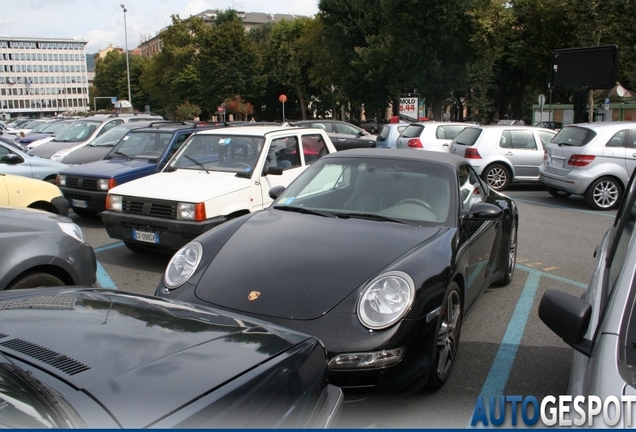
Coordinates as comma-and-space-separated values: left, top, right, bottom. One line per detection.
540, 121, 636, 210
395, 122, 467, 152
102, 126, 337, 252
450, 125, 556, 191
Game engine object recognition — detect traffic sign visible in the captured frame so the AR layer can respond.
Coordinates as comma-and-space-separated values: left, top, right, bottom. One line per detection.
218, 106, 224, 112
279, 94, 287, 103
604, 98, 610, 111
538, 94, 545, 108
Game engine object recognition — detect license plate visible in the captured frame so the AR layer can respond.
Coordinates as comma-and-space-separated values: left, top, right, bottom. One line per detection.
71, 199, 88, 208
133, 229, 159, 244
547, 157, 564, 168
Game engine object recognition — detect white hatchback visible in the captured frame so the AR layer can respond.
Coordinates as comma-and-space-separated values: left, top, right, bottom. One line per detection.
395, 122, 468, 152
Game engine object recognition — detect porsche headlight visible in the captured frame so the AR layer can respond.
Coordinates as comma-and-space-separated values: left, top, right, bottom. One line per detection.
357, 271, 415, 330
164, 242, 203, 288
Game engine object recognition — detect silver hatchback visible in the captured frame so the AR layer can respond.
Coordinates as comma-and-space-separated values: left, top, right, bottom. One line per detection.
450, 125, 556, 191
540, 121, 636, 210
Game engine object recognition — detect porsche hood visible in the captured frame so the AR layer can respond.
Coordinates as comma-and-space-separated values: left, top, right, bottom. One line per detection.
194, 209, 441, 320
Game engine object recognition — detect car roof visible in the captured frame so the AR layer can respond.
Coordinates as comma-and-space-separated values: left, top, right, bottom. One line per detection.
196, 125, 313, 136
561, 121, 636, 131
322, 148, 466, 169
126, 121, 209, 133
466, 124, 553, 131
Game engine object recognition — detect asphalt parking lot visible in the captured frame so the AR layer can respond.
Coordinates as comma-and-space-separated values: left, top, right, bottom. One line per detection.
72, 184, 616, 428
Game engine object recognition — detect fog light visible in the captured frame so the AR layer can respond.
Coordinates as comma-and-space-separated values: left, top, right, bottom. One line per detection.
328, 347, 405, 371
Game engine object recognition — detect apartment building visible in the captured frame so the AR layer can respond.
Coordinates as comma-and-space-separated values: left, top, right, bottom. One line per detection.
0, 36, 90, 119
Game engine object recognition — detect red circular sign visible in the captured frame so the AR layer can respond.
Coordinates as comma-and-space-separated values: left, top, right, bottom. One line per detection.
279, 94, 287, 103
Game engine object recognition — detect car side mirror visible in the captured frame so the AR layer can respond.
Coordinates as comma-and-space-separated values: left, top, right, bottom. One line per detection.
269, 185, 286, 200
538, 289, 593, 356
264, 166, 284, 176
1, 154, 23, 165
463, 202, 502, 220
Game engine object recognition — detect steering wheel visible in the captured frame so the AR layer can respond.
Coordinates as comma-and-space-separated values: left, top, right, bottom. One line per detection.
395, 198, 435, 214
232, 162, 252, 170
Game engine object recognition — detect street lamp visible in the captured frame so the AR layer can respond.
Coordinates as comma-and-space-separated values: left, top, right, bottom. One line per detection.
121, 4, 132, 106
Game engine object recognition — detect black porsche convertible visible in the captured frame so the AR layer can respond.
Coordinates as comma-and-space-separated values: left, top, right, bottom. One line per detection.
157, 149, 518, 394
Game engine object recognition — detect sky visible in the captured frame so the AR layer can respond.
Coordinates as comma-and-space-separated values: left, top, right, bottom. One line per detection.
0, 0, 320, 53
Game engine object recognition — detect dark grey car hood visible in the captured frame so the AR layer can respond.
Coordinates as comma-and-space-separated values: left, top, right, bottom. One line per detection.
0, 288, 307, 428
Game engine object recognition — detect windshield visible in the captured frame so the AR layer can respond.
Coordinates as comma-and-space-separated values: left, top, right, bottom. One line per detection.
53, 121, 100, 143
401, 125, 425, 138
550, 126, 597, 147
28, 121, 52, 133
0, 358, 80, 428
42, 121, 72, 135
168, 134, 265, 174
274, 156, 454, 225
107, 131, 175, 159
89, 126, 138, 148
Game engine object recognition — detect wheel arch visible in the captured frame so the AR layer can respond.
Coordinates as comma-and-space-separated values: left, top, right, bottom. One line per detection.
27, 200, 59, 214
5, 265, 74, 290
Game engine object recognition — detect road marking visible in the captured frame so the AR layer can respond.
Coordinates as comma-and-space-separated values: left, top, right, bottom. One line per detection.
508, 196, 616, 219
94, 242, 124, 289
467, 266, 586, 427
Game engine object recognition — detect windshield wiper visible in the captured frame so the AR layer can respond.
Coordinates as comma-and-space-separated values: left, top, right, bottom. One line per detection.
113, 151, 133, 160
273, 205, 335, 218
184, 155, 209, 173
336, 212, 412, 225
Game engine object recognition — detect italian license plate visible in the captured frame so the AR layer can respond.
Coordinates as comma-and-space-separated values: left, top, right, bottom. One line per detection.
71, 199, 88, 208
133, 229, 159, 244
547, 157, 564, 168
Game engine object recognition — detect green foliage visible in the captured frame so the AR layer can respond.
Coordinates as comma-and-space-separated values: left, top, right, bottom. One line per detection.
174, 100, 201, 120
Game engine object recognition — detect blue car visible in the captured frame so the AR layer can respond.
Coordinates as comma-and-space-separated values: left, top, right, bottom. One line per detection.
0, 141, 68, 182
57, 122, 222, 217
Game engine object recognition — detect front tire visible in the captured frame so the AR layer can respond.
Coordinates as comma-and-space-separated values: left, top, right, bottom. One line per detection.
427, 282, 462, 389
482, 164, 510, 191
8, 272, 65, 289
585, 177, 621, 210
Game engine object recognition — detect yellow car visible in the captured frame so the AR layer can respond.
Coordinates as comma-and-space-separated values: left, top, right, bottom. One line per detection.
0, 173, 69, 215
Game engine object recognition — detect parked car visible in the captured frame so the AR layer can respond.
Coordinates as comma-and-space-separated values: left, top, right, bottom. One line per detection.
539, 121, 636, 210
16, 119, 74, 149
376, 122, 409, 149
28, 113, 163, 162
102, 126, 337, 252
0, 141, 68, 182
538, 167, 636, 427
290, 120, 376, 151
57, 122, 216, 217
0, 287, 342, 427
360, 118, 386, 134
4, 119, 49, 138
21, 120, 75, 151
534, 121, 563, 131
156, 149, 518, 394
0, 173, 69, 215
60, 121, 168, 166
0, 207, 95, 289
396, 122, 468, 153
449, 125, 557, 191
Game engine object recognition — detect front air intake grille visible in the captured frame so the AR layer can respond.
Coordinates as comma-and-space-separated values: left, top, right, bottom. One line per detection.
0, 339, 90, 375
66, 177, 98, 191
122, 198, 177, 219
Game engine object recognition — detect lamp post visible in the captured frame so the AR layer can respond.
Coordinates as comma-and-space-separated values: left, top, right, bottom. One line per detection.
121, 4, 132, 106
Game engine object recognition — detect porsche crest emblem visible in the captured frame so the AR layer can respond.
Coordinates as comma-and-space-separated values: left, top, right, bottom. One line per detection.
248, 291, 261, 301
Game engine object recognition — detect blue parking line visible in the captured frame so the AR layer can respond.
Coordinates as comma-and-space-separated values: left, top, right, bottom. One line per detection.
466, 266, 586, 427
96, 261, 117, 290
94, 243, 124, 289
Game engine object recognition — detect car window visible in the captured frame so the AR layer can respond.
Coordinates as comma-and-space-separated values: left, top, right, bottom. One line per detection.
268, 136, 300, 170
436, 125, 465, 140
55, 121, 100, 142
0, 145, 12, 159
630, 129, 636, 149
113, 131, 174, 158
169, 133, 192, 157
97, 120, 124, 137
454, 127, 482, 146
458, 164, 484, 210
511, 130, 536, 149
301, 134, 327, 165
334, 123, 360, 135
401, 125, 424, 139
606, 130, 628, 148
536, 130, 556, 147
551, 126, 596, 146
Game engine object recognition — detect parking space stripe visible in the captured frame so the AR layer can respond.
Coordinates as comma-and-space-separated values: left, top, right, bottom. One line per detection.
94, 242, 124, 253
516, 264, 587, 289
507, 197, 616, 219
96, 261, 117, 289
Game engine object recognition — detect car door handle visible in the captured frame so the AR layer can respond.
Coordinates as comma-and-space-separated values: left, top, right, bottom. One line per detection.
505, 152, 514, 156
443, 143, 449, 147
